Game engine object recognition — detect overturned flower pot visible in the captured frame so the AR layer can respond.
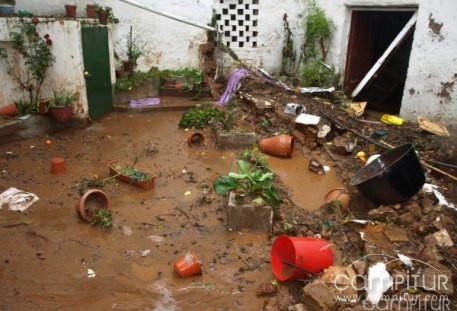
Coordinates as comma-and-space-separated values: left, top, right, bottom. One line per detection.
76, 189, 110, 223
226, 191, 273, 232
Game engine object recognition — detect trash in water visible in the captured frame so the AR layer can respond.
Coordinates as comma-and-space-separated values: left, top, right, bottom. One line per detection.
129, 97, 160, 108
300, 86, 335, 94
87, 269, 96, 278
366, 263, 393, 304
380, 114, 403, 126
0, 187, 39, 212
284, 103, 306, 115
140, 249, 151, 257
308, 158, 325, 175
295, 113, 321, 125
174, 251, 202, 278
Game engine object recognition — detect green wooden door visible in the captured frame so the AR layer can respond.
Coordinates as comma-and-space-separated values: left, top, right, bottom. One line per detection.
81, 26, 113, 120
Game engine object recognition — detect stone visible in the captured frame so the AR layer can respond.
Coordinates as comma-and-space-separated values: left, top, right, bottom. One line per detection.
398, 211, 415, 225
431, 229, 454, 247
216, 131, 257, 149
405, 201, 422, 218
302, 280, 336, 311
226, 191, 272, 232
368, 206, 395, 222
292, 129, 306, 145
352, 260, 368, 276
415, 262, 454, 296
363, 232, 396, 256
321, 265, 357, 297
384, 226, 409, 242
331, 136, 354, 155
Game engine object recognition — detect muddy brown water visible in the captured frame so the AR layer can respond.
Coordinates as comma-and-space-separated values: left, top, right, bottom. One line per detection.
0, 109, 341, 310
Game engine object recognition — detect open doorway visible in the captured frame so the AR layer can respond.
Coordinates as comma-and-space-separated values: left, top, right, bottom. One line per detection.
344, 9, 416, 114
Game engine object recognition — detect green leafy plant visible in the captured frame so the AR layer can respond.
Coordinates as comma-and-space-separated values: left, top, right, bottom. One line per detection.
213, 160, 281, 211
50, 90, 79, 107
281, 13, 297, 76
94, 5, 119, 23
93, 208, 113, 228
301, 0, 336, 87
121, 26, 144, 71
238, 148, 271, 173
0, 20, 55, 107
179, 105, 225, 129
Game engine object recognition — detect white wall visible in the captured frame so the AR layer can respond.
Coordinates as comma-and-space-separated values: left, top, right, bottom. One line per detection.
317, 0, 457, 124
0, 18, 89, 118
6, 0, 456, 124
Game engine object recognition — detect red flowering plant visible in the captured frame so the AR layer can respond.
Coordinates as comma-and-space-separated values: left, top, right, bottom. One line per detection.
0, 18, 55, 108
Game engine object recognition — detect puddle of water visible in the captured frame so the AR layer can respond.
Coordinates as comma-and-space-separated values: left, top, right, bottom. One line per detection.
131, 262, 158, 282
267, 151, 343, 210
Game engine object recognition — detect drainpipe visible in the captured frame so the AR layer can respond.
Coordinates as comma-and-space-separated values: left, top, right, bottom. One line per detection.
117, 0, 218, 33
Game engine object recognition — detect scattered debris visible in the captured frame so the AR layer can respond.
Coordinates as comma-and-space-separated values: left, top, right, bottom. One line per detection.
0, 187, 39, 212
366, 262, 393, 305
300, 86, 335, 94
417, 116, 450, 136
87, 269, 96, 278
380, 114, 404, 126
295, 113, 320, 125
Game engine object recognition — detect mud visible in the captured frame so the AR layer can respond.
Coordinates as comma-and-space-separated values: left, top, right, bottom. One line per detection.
0, 110, 275, 310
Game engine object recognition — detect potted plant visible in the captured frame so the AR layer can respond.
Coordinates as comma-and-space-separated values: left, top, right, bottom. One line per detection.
0, 0, 15, 16
0, 20, 55, 111
95, 5, 119, 25
86, 4, 97, 18
48, 90, 79, 122
122, 26, 144, 73
108, 159, 156, 190
213, 159, 281, 231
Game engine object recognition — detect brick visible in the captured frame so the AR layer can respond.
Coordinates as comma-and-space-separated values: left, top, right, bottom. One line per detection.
226, 192, 272, 232
216, 131, 257, 149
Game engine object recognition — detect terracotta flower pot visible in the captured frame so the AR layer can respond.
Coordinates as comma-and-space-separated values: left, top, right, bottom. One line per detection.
86, 4, 96, 18
49, 106, 73, 123
259, 134, 294, 158
108, 160, 156, 190
174, 251, 202, 277
64, 4, 77, 18
0, 103, 17, 117
37, 99, 51, 115
51, 157, 66, 174
187, 131, 205, 146
324, 187, 350, 209
122, 60, 134, 73
98, 10, 109, 25
75, 189, 110, 222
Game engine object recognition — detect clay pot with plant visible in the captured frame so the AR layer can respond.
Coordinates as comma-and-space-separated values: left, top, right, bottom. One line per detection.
122, 26, 144, 74
86, 4, 96, 18
108, 159, 156, 190
48, 90, 79, 122
76, 189, 112, 228
0, 21, 55, 112
64, 4, 77, 18
95, 5, 119, 25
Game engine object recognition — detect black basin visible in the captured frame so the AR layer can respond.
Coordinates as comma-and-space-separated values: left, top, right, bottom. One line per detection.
350, 143, 425, 205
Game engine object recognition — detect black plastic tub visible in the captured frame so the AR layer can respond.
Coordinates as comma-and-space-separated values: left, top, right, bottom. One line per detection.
350, 143, 425, 205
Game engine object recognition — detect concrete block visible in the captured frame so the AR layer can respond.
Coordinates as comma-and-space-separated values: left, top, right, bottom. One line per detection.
216, 131, 257, 149
226, 191, 272, 232
113, 77, 160, 106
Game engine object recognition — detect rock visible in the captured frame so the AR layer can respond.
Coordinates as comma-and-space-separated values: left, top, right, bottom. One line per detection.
405, 202, 422, 218
288, 304, 309, 311
431, 229, 454, 247
321, 265, 358, 296
352, 261, 368, 276
384, 226, 409, 242
421, 229, 453, 261
416, 262, 454, 296
292, 129, 306, 145
367, 206, 395, 222
363, 231, 396, 256
332, 136, 354, 155
397, 211, 415, 225
302, 280, 336, 311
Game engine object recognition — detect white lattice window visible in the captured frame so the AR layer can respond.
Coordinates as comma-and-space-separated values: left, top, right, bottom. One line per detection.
215, 0, 259, 49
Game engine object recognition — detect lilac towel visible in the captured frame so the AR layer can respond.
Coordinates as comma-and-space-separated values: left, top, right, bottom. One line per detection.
129, 97, 161, 108
216, 68, 249, 105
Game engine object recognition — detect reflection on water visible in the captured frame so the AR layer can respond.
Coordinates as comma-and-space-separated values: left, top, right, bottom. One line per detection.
147, 280, 180, 311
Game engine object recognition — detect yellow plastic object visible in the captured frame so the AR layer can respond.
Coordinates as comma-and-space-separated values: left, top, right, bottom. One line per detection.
356, 151, 367, 162
380, 114, 403, 126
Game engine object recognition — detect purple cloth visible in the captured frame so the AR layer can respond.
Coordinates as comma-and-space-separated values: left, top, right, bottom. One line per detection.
129, 97, 161, 108
216, 68, 249, 105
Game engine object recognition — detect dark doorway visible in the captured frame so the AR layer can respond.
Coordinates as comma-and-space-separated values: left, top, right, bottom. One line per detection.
344, 9, 416, 113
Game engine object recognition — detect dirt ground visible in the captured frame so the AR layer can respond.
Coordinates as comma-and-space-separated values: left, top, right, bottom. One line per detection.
1, 77, 457, 311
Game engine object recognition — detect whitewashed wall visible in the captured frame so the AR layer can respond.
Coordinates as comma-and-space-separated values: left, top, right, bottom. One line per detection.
4, 0, 456, 124
317, 0, 457, 124
0, 18, 89, 118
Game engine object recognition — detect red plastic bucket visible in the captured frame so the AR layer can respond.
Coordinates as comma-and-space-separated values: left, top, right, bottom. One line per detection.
271, 235, 333, 281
